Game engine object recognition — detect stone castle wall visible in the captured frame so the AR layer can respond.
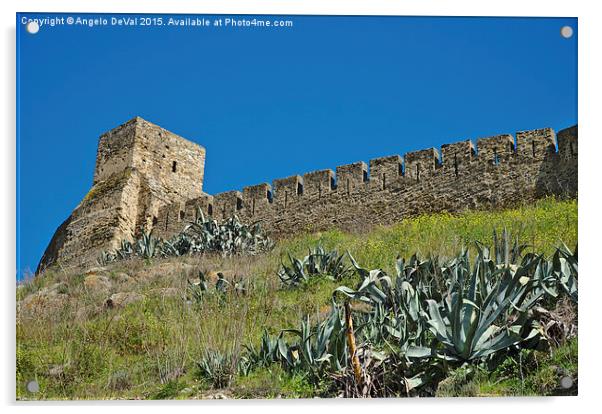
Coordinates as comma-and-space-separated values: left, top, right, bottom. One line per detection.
37, 118, 577, 273
37, 117, 206, 272
153, 125, 578, 240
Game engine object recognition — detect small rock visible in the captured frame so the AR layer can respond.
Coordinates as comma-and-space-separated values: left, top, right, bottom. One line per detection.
85, 267, 107, 275
19, 292, 69, 317
137, 262, 196, 282
114, 272, 131, 283
105, 292, 145, 309
84, 274, 112, 294
48, 364, 65, 378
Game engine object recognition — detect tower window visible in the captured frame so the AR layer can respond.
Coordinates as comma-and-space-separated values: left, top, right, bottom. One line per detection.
172, 161, 177, 173
453, 154, 459, 177
532, 141, 536, 157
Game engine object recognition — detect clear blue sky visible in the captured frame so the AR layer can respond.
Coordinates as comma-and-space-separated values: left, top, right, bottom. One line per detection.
16, 14, 577, 279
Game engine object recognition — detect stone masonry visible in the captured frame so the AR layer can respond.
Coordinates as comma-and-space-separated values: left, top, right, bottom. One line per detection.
37, 117, 205, 272
37, 118, 578, 273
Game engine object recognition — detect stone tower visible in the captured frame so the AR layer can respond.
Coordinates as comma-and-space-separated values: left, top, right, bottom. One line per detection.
37, 117, 206, 273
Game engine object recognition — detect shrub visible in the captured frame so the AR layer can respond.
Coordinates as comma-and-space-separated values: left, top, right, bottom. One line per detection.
278, 246, 353, 287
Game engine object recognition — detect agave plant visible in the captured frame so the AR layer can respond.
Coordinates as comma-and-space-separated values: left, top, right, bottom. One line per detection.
187, 271, 209, 304
553, 243, 578, 303
278, 246, 353, 287
215, 273, 230, 294
405, 243, 577, 363
492, 228, 529, 266
136, 231, 157, 258
237, 232, 577, 396
196, 349, 239, 388
239, 302, 348, 382
187, 270, 250, 305
181, 210, 274, 256
334, 254, 432, 351
241, 330, 281, 369
281, 305, 348, 382
335, 242, 575, 366
99, 209, 273, 264
333, 254, 393, 305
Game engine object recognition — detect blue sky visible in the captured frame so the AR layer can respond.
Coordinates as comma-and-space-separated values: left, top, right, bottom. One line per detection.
16, 14, 577, 278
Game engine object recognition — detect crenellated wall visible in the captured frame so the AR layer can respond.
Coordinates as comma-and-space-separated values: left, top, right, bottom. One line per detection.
152, 125, 578, 240
37, 119, 578, 273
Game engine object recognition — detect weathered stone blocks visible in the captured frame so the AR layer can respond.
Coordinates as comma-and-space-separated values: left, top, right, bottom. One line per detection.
370, 155, 402, 190
336, 162, 368, 194
38, 117, 206, 272
441, 140, 475, 176
477, 134, 515, 165
213, 190, 243, 220
557, 125, 578, 160
243, 183, 272, 217
516, 128, 556, 158
303, 169, 335, 198
404, 148, 439, 181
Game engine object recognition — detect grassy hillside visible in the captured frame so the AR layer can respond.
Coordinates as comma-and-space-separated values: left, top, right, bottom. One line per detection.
16, 197, 577, 400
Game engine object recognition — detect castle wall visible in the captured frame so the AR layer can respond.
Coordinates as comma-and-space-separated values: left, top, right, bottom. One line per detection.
154, 125, 578, 241
37, 117, 207, 272
37, 119, 578, 273
37, 169, 143, 271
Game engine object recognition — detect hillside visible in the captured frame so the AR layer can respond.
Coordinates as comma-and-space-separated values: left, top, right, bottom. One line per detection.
16, 197, 578, 400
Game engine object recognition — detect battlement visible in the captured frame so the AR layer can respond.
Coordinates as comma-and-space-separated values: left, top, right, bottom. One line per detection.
152, 124, 577, 241
39, 119, 579, 272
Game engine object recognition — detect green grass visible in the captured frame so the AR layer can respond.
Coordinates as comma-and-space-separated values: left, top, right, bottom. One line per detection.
231, 365, 318, 399
437, 338, 578, 397
276, 197, 577, 275
16, 197, 577, 400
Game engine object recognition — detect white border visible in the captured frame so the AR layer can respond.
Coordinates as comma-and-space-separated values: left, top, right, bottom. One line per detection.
3, 1, 600, 413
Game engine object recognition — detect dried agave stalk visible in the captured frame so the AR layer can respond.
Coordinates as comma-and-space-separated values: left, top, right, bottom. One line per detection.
344, 300, 363, 385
